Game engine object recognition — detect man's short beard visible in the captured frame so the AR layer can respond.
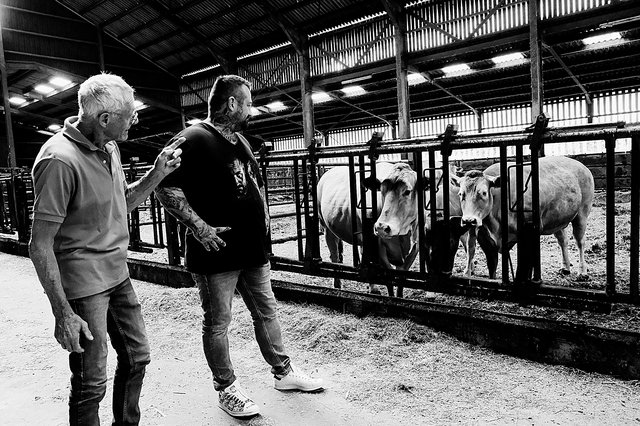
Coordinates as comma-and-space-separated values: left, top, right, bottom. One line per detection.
236, 119, 249, 132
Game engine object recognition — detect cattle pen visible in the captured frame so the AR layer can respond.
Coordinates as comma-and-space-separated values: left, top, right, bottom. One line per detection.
1, 120, 639, 380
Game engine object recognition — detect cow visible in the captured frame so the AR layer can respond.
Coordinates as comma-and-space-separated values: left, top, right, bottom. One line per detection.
455, 156, 594, 279
374, 162, 488, 279
317, 162, 411, 296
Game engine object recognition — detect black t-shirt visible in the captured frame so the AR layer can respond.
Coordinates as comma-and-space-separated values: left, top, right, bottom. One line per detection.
159, 122, 269, 274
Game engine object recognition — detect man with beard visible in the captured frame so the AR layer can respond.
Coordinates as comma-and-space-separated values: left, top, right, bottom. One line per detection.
155, 75, 323, 419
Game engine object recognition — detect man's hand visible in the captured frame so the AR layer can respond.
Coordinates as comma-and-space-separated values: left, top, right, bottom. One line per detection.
55, 310, 94, 353
194, 224, 231, 251
153, 137, 185, 176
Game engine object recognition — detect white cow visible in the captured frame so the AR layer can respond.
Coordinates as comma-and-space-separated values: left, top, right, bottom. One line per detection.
456, 156, 594, 278
317, 162, 411, 296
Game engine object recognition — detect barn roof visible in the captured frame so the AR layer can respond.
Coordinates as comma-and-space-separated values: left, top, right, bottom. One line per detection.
2, 0, 640, 164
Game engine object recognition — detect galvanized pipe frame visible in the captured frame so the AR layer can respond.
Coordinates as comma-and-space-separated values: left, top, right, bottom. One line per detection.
260, 123, 640, 309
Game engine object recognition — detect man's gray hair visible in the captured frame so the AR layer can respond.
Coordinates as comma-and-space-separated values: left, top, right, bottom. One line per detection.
77, 73, 135, 119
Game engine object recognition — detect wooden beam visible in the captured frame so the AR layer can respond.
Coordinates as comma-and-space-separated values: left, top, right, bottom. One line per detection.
543, 43, 592, 105
380, 0, 410, 140
529, 0, 543, 119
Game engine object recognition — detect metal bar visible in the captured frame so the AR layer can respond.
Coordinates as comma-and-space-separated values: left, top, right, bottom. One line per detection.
605, 136, 616, 296
149, 192, 159, 246
631, 136, 639, 301
413, 150, 426, 274
293, 159, 304, 261
514, 138, 526, 288
307, 150, 321, 261
358, 155, 368, 263
428, 149, 438, 271
500, 143, 510, 284
349, 156, 360, 267
156, 200, 165, 247
262, 124, 640, 162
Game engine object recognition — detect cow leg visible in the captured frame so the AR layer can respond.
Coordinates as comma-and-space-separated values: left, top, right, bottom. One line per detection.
554, 228, 572, 275
325, 230, 343, 288
478, 226, 498, 279
462, 228, 477, 276
572, 214, 590, 277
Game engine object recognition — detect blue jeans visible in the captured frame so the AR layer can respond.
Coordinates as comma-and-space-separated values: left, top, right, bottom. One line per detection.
67, 278, 150, 426
192, 263, 290, 391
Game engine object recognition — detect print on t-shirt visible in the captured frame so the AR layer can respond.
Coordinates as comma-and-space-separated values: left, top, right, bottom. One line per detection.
228, 158, 248, 198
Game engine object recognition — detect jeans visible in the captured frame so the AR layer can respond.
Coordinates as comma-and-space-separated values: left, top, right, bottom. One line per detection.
192, 263, 290, 391
67, 278, 151, 426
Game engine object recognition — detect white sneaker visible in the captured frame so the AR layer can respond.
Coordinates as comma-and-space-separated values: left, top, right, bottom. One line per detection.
218, 383, 260, 418
274, 364, 324, 392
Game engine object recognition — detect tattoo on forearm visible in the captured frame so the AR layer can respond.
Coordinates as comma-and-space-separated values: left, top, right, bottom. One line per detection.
155, 187, 203, 230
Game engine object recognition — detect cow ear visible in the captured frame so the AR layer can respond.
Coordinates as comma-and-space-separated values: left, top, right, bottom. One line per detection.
450, 174, 460, 187
487, 175, 501, 188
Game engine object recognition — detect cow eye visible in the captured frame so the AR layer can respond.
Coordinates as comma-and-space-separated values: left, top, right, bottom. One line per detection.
403, 189, 411, 196
459, 192, 465, 200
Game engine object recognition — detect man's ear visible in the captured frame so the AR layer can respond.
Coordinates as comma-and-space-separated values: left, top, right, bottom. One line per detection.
227, 96, 237, 111
98, 112, 109, 128
486, 174, 501, 188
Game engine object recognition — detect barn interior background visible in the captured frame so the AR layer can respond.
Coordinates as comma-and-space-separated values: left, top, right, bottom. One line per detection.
1, 0, 639, 377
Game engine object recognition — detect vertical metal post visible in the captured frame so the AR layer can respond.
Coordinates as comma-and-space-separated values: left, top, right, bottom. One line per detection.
413, 150, 426, 274
348, 155, 360, 266
500, 144, 510, 284
427, 150, 438, 274
164, 213, 181, 266
149, 192, 159, 246
514, 142, 526, 290
307, 147, 321, 261
293, 159, 304, 261
605, 136, 616, 296
0, 17, 17, 169
630, 136, 639, 301
358, 155, 369, 263
260, 152, 272, 255
301, 158, 311, 261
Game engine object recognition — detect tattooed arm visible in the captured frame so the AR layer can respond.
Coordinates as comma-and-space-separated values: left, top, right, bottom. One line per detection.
154, 186, 229, 251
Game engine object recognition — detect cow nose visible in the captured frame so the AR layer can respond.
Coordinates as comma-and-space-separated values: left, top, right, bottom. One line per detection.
461, 216, 478, 227
374, 222, 391, 236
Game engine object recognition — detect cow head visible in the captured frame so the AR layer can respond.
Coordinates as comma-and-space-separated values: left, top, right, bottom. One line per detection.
374, 163, 418, 239
424, 216, 472, 275
457, 170, 501, 228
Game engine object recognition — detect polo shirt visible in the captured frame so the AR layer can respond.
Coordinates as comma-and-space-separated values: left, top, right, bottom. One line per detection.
32, 116, 130, 300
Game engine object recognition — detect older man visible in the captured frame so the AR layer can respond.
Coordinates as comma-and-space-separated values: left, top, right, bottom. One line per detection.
29, 73, 183, 425
155, 74, 323, 419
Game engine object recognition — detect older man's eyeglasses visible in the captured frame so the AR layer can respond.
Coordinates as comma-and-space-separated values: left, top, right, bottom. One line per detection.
105, 110, 139, 125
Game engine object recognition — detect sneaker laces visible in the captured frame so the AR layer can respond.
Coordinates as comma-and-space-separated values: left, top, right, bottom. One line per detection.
219, 385, 252, 412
